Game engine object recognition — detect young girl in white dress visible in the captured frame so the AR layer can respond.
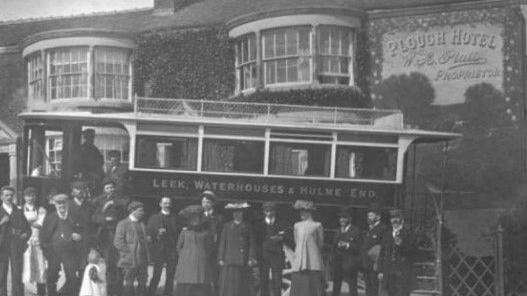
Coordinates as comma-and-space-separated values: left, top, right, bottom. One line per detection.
79, 249, 107, 296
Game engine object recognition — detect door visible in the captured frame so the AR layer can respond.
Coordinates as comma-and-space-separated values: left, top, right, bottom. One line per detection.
0, 153, 9, 186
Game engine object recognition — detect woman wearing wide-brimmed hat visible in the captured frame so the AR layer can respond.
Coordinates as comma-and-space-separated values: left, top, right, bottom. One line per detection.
217, 202, 256, 296
174, 205, 215, 296
290, 200, 325, 296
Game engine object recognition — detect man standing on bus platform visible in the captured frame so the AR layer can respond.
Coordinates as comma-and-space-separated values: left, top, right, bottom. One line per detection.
79, 129, 104, 193
361, 203, 388, 296
92, 179, 129, 296
201, 190, 224, 293
0, 186, 31, 296
105, 150, 129, 196
147, 196, 182, 296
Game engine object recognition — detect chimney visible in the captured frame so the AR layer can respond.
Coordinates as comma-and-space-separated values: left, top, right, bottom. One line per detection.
153, 0, 189, 15
153, 0, 175, 15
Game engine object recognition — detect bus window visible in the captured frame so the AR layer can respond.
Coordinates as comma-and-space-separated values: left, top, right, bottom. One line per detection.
202, 139, 264, 173
136, 136, 198, 170
269, 143, 331, 177
27, 126, 63, 178
335, 146, 397, 180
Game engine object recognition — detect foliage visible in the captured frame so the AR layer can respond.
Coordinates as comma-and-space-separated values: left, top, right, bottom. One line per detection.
373, 72, 435, 126
462, 83, 510, 131
231, 87, 372, 108
134, 28, 235, 100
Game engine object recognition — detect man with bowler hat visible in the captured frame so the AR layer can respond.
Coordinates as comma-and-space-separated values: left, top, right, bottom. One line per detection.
331, 206, 362, 296
114, 201, 149, 296
361, 203, 388, 296
255, 202, 288, 296
41, 194, 84, 296
147, 196, 182, 296
378, 209, 416, 296
0, 186, 31, 296
201, 190, 224, 292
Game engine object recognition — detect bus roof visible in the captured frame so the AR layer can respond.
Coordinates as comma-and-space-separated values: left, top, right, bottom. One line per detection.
20, 97, 460, 143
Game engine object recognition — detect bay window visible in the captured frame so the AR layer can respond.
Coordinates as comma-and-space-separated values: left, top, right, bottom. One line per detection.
233, 23, 355, 92
262, 27, 311, 85
235, 34, 257, 91
48, 47, 89, 99
26, 45, 132, 102
95, 47, 131, 100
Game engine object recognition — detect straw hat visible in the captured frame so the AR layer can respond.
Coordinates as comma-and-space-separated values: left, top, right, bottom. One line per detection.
293, 200, 316, 211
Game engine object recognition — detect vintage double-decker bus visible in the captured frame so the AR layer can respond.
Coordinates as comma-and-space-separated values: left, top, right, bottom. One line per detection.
19, 97, 458, 294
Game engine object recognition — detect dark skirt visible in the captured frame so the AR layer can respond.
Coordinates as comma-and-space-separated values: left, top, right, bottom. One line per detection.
290, 270, 324, 296
174, 283, 213, 296
219, 265, 253, 296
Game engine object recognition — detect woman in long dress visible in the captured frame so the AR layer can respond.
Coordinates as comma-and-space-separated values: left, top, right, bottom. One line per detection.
290, 200, 325, 296
22, 187, 47, 296
174, 205, 215, 296
217, 202, 256, 296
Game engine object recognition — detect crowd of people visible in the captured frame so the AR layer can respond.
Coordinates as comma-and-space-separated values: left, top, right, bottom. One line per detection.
0, 180, 417, 296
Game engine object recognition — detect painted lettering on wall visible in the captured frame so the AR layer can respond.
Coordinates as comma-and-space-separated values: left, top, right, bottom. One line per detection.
382, 24, 504, 105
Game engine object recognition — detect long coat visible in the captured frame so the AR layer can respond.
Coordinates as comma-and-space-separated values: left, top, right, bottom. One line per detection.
292, 219, 324, 271
40, 211, 84, 259
331, 223, 362, 274
361, 222, 388, 272
378, 226, 417, 296
217, 221, 256, 266
113, 217, 150, 269
254, 219, 288, 269
146, 212, 181, 262
175, 227, 214, 284
0, 206, 31, 255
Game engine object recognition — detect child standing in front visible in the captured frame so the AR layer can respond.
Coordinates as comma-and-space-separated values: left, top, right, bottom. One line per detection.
79, 249, 107, 296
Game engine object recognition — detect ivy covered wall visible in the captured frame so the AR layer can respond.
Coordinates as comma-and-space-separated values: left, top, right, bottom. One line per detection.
134, 28, 235, 100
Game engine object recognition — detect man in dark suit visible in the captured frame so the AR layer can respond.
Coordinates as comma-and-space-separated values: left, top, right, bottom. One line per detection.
255, 202, 287, 296
41, 194, 84, 296
105, 150, 129, 196
361, 203, 388, 296
147, 196, 182, 296
0, 186, 31, 296
114, 201, 149, 296
78, 129, 104, 194
201, 190, 224, 292
92, 179, 129, 296
378, 209, 416, 296
331, 207, 362, 296
68, 181, 96, 266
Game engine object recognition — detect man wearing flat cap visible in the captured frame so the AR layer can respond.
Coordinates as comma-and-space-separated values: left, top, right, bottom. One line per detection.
92, 178, 129, 296
41, 193, 84, 296
68, 181, 96, 267
378, 209, 416, 296
360, 203, 388, 296
331, 206, 362, 296
114, 201, 149, 296
255, 202, 288, 296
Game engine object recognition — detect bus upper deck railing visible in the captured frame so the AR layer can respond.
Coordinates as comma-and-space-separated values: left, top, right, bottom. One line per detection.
134, 97, 404, 129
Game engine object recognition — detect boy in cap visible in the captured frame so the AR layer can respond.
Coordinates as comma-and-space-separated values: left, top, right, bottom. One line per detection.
360, 203, 388, 296
331, 206, 362, 296
378, 209, 416, 296
0, 186, 31, 296
255, 202, 288, 296
104, 150, 128, 196
40, 193, 84, 296
114, 201, 149, 296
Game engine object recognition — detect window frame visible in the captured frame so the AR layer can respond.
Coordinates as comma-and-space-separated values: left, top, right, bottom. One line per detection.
235, 33, 258, 92
317, 25, 355, 85
94, 46, 132, 100
47, 46, 89, 100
